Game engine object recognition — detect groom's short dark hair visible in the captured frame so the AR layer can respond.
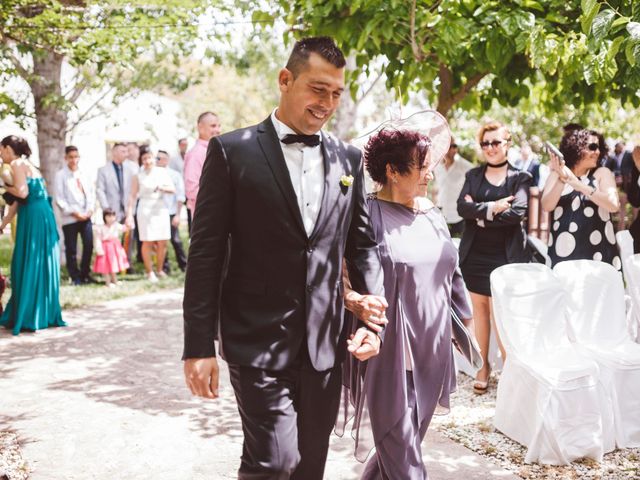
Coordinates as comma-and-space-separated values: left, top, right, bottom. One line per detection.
286, 37, 346, 77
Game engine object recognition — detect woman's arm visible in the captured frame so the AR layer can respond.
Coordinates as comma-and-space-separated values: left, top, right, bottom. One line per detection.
343, 261, 388, 334
125, 175, 139, 227
5, 161, 29, 199
457, 171, 493, 220
482, 172, 532, 228
586, 167, 620, 213
0, 202, 18, 230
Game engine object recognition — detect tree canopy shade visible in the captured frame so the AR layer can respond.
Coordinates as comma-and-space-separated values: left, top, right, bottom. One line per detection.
259, 0, 640, 119
0, 0, 222, 189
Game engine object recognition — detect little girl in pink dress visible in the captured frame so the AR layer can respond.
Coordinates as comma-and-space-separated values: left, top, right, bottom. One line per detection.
93, 209, 130, 287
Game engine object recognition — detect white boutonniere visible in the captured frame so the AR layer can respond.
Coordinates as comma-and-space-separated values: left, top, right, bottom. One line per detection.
340, 174, 354, 187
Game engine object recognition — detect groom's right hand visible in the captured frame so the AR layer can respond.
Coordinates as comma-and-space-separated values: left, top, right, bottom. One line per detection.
184, 357, 219, 399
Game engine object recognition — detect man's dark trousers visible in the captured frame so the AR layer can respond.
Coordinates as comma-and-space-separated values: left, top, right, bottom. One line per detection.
228, 341, 342, 480
62, 219, 93, 282
163, 214, 187, 272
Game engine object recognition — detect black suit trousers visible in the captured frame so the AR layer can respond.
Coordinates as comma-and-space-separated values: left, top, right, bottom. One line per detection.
228, 343, 342, 480
62, 219, 93, 281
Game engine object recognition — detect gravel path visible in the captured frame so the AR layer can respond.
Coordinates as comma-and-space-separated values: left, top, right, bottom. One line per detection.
0, 290, 517, 480
432, 373, 640, 479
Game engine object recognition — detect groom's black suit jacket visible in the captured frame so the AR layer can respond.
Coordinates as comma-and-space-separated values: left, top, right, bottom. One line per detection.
183, 116, 383, 371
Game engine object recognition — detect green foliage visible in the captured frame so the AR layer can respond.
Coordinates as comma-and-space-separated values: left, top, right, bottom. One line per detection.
0, 1, 225, 125
254, 0, 640, 120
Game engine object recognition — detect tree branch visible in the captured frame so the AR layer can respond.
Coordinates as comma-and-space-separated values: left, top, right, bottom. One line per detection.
357, 71, 383, 103
0, 40, 31, 80
450, 71, 486, 105
65, 85, 115, 133
409, 0, 425, 62
66, 77, 89, 104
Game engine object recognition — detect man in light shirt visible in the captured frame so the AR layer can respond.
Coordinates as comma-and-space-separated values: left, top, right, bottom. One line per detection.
170, 137, 188, 174
184, 112, 221, 232
157, 150, 187, 273
433, 138, 473, 236
182, 36, 387, 480
54, 146, 96, 285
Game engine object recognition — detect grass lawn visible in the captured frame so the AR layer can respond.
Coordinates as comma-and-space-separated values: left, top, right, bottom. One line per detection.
0, 227, 188, 310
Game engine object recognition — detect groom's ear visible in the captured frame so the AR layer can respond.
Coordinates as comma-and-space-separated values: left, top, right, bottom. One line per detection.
278, 68, 294, 92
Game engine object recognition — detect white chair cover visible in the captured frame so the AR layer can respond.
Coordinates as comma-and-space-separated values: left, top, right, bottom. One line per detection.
490, 263, 610, 464
622, 254, 640, 343
616, 230, 634, 262
554, 260, 640, 448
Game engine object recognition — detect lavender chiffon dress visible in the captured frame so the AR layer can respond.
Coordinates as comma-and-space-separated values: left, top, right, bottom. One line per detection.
337, 197, 472, 479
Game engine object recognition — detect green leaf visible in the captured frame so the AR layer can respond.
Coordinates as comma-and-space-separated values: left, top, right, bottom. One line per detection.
625, 39, 637, 66
580, 0, 600, 34
628, 22, 640, 41
611, 16, 630, 29
607, 36, 625, 60
591, 10, 615, 42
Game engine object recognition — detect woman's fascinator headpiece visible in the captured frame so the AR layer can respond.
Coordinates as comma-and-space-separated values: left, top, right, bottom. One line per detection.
352, 109, 451, 169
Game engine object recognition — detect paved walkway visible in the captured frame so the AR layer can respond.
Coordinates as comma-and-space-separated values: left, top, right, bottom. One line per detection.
0, 290, 520, 479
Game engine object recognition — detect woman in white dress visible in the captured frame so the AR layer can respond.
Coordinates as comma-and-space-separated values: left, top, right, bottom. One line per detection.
126, 146, 175, 282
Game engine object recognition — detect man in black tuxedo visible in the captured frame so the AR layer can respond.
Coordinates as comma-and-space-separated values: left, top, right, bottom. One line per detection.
182, 37, 387, 479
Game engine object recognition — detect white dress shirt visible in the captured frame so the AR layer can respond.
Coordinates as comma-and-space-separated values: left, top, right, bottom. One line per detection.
433, 156, 473, 224
162, 166, 186, 216
54, 165, 95, 226
271, 110, 325, 237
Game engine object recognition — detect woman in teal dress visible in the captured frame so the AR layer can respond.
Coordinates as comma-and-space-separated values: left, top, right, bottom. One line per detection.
0, 135, 64, 334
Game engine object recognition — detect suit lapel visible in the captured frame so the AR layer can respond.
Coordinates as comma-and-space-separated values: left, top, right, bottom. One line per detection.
309, 133, 339, 241
257, 117, 306, 235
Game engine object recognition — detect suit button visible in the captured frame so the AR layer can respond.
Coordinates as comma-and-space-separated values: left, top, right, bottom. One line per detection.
306, 285, 313, 293
307, 247, 314, 254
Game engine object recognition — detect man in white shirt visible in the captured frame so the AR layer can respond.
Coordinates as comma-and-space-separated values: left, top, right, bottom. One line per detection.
169, 138, 188, 174
182, 36, 387, 480
157, 150, 187, 273
54, 146, 96, 285
432, 138, 473, 236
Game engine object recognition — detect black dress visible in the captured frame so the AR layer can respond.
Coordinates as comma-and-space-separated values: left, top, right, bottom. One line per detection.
460, 176, 511, 296
548, 174, 620, 270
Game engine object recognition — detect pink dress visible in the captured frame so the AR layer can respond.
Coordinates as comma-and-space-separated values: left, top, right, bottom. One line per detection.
93, 223, 130, 274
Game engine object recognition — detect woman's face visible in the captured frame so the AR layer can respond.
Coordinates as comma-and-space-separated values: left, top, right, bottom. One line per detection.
480, 128, 509, 165
0, 145, 15, 163
576, 134, 600, 171
391, 150, 434, 198
141, 152, 154, 168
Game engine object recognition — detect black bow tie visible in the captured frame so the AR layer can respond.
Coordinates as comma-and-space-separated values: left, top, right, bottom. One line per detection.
281, 134, 320, 147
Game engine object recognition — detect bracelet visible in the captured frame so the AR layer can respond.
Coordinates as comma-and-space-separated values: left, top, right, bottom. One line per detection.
586, 186, 596, 198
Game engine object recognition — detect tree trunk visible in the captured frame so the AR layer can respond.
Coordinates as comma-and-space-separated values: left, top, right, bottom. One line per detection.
30, 51, 67, 195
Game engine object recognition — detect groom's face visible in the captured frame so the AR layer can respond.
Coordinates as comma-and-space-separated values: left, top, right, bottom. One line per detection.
278, 53, 345, 135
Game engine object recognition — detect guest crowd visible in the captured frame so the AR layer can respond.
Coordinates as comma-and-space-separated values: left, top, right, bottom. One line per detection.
0, 110, 221, 334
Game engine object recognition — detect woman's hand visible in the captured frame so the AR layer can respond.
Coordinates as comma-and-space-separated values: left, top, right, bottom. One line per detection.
344, 291, 389, 333
493, 195, 515, 214
125, 214, 135, 229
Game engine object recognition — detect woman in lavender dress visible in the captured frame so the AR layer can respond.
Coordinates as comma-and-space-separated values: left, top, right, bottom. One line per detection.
341, 127, 473, 479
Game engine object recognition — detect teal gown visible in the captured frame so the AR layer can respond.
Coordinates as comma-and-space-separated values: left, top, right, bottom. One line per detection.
0, 177, 65, 334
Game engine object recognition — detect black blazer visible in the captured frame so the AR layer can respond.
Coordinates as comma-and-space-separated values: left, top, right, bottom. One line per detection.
456, 165, 532, 265
182, 116, 384, 371
605, 152, 636, 193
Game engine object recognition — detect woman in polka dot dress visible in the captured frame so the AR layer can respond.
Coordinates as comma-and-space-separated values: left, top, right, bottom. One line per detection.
542, 128, 621, 270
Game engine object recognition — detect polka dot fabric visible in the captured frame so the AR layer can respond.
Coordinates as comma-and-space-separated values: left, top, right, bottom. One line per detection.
548, 174, 620, 270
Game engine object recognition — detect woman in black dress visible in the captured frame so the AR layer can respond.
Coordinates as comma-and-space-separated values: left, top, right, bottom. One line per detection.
541, 129, 620, 269
457, 121, 532, 394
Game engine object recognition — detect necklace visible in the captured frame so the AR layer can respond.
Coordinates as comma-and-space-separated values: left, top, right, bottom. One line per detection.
486, 160, 508, 168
